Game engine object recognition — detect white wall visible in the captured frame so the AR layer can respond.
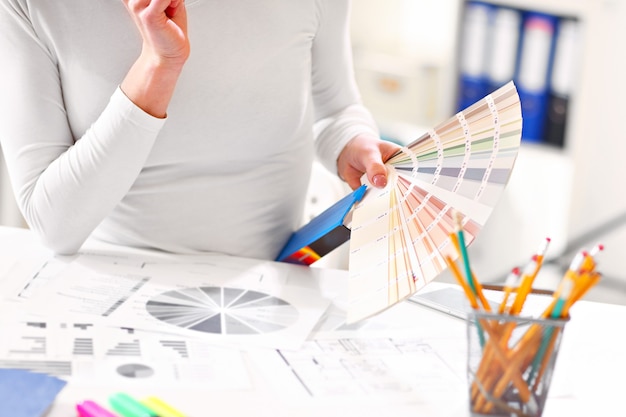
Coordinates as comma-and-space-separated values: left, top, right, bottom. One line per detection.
564, 0, 626, 281
350, 0, 461, 129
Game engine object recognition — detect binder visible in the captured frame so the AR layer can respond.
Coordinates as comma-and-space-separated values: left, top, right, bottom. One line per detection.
276, 185, 367, 266
544, 18, 580, 148
515, 12, 558, 142
457, 1, 492, 111
485, 7, 522, 93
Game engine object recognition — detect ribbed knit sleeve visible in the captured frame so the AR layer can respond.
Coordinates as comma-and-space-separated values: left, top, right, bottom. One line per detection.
311, 0, 380, 176
0, 1, 164, 254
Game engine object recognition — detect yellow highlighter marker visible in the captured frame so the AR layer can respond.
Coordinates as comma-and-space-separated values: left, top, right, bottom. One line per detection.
109, 393, 156, 417
141, 396, 186, 417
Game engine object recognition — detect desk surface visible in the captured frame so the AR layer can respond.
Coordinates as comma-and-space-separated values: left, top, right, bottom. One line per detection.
0, 226, 624, 417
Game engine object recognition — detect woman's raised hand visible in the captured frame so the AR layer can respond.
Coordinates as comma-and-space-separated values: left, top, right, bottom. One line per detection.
122, 0, 190, 66
121, 0, 190, 118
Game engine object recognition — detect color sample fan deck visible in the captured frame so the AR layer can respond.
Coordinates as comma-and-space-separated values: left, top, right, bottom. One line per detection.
347, 81, 522, 323
145, 287, 299, 335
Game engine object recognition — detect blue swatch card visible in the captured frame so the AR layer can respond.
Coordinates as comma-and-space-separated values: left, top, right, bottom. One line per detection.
0, 368, 67, 417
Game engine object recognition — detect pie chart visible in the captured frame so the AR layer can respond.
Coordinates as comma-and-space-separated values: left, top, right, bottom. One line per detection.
145, 287, 299, 335
116, 363, 154, 378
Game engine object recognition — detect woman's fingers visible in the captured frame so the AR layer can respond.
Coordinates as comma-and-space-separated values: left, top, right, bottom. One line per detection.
337, 135, 401, 190
122, 0, 190, 65
165, 0, 184, 17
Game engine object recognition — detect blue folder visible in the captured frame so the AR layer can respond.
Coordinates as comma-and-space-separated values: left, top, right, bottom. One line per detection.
276, 185, 367, 265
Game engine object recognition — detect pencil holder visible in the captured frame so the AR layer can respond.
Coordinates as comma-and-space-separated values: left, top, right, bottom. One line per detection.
466, 311, 568, 417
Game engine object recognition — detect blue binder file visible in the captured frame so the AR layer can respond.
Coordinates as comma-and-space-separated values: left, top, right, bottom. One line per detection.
276, 185, 367, 266
544, 18, 580, 148
485, 6, 522, 93
457, 1, 492, 111
515, 12, 558, 142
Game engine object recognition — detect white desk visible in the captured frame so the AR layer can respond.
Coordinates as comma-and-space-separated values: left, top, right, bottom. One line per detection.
0, 226, 624, 417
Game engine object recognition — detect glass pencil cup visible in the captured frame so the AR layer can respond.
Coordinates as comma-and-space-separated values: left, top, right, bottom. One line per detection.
466, 311, 568, 417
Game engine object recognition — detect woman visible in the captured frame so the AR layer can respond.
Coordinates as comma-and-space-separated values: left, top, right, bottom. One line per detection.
0, 0, 399, 259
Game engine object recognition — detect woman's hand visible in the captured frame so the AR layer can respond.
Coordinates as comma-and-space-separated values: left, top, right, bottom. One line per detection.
123, 0, 190, 67
337, 134, 401, 190
121, 0, 190, 118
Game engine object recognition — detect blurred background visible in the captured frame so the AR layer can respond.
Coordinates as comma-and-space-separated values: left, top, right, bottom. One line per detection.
1, 0, 624, 304
348, 0, 626, 304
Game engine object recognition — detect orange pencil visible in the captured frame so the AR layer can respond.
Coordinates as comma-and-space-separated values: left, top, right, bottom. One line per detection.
449, 227, 491, 311
509, 238, 551, 315
498, 266, 521, 314
471, 315, 535, 411
444, 255, 479, 310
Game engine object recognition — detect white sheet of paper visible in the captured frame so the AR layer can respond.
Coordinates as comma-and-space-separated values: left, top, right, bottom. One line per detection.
248, 297, 469, 408
22, 252, 335, 350
249, 335, 467, 407
0, 318, 251, 390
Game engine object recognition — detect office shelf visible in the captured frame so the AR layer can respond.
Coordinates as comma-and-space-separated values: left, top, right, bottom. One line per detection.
454, 0, 626, 281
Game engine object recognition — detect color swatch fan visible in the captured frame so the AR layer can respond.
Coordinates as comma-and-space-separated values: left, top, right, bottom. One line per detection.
347, 81, 522, 323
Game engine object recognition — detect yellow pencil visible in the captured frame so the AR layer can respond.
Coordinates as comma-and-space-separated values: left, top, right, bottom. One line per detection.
444, 255, 479, 310
478, 327, 544, 413
508, 257, 539, 316
497, 267, 521, 314
471, 316, 534, 411
509, 238, 551, 315
449, 224, 491, 311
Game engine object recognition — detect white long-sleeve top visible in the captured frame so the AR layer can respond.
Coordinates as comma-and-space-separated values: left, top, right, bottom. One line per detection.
0, 0, 379, 259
